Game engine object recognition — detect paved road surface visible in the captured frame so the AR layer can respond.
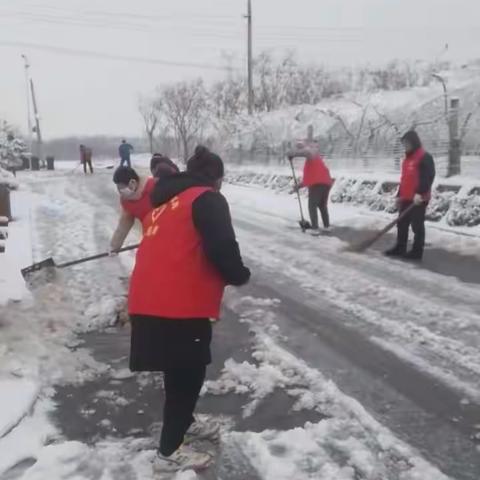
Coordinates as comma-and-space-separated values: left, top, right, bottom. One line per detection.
22, 172, 480, 479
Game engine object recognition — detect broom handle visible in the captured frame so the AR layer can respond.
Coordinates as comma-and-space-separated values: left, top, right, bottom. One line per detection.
289, 158, 307, 221
369, 202, 418, 243
57, 243, 140, 269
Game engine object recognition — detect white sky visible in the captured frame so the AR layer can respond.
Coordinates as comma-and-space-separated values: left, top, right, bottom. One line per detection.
0, 0, 478, 138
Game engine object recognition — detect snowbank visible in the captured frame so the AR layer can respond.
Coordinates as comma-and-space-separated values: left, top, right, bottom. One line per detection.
226, 167, 480, 232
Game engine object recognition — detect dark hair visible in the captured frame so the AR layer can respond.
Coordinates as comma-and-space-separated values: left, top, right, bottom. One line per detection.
401, 130, 422, 151
187, 146, 224, 181
150, 154, 180, 178
113, 166, 139, 185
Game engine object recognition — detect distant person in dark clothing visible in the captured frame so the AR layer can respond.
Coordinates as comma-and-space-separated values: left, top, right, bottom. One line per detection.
149, 153, 180, 178
385, 130, 435, 261
79, 144, 93, 174
119, 139, 134, 168
288, 142, 333, 236
128, 145, 250, 472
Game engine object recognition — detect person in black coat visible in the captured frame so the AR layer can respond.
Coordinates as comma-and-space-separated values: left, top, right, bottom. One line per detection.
128, 146, 250, 472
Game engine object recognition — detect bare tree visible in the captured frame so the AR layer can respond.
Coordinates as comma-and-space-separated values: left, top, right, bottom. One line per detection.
138, 95, 158, 154
158, 79, 207, 162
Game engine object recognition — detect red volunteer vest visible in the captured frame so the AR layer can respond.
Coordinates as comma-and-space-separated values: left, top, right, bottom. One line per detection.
128, 187, 225, 319
121, 177, 156, 222
303, 156, 333, 187
398, 148, 429, 201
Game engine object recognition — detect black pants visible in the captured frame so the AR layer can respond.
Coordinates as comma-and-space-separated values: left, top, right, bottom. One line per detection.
308, 184, 330, 229
160, 366, 206, 456
83, 159, 93, 174
397, 201, 427, 254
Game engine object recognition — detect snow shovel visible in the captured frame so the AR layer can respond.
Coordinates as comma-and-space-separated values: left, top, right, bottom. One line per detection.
21, 243, 140, 282
289, 157, 312, 232
345, 203, 417, 253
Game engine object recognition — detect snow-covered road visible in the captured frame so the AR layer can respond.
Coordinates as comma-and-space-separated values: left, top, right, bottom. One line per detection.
1, 169, 479, 480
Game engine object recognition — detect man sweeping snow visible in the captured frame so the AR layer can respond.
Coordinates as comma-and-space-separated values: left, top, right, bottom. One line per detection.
385, 130, 435, 261
288, 142, 333, 236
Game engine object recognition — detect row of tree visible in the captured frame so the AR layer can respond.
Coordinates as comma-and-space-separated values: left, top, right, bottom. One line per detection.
138, 52, 452, 161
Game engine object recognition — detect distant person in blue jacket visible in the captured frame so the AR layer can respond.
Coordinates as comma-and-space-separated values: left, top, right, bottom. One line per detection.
119, 139, 134, 168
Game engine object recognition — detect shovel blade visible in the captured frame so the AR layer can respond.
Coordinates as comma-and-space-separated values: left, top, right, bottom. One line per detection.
298, 220, 312, 232
21, 258, 56, 280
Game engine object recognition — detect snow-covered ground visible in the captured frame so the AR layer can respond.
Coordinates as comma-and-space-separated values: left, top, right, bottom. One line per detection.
1, 167, 479, 479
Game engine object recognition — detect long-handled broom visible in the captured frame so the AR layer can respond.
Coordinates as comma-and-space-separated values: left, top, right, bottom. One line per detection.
345, 203, 417, 253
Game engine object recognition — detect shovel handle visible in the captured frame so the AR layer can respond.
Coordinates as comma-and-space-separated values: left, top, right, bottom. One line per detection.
57, 243, 140, 269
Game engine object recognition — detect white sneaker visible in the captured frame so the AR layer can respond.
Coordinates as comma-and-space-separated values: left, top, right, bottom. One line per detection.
185, 416, 220, 443
152, 445, 212, 473
323, 226, 332, 233
309, 228, 322, 237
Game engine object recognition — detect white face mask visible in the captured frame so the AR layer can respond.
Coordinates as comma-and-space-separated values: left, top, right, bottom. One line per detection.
118, 181, 137, 200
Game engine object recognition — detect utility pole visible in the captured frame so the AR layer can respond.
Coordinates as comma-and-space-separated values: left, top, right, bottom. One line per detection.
245, 0, 253, 114
30, 78, 43, 166
21, 54, 33, 164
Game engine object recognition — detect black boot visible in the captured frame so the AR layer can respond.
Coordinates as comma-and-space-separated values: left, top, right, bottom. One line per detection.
404, 249, 423, 261
384, 245, 406, 257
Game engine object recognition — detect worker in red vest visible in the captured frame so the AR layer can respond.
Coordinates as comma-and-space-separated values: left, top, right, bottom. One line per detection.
128, 146, 250, 472
110, 166, 156, 252
289, 142, 333, 236
385, 130, 435, 261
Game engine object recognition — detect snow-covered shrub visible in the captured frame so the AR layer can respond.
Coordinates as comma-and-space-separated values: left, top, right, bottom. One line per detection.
446, 189, 480, 227
0, 166, 19, 189
354, 180, 378, 206
0, 124, 28, 172
330, 177, 357, 203
426, 190, 456, 222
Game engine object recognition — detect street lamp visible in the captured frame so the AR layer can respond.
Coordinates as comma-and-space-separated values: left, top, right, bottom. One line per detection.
432, 73, 448, 120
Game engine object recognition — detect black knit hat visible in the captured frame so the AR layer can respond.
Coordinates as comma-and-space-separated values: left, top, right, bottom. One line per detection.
187, 146, 224, 181
150, 153, 180, 178
113, 166, 139, 185
401, 130, 422, 151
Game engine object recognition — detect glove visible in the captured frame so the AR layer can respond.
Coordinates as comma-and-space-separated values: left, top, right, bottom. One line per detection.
413, 194, 424, 205
108, 249, 119, 257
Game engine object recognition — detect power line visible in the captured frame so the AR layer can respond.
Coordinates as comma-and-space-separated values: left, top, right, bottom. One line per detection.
0, 40, 239, 71
0, 9, 362, 41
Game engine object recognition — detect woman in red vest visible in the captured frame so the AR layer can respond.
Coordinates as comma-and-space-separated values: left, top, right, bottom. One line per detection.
129, 146, 250, 472
110, 166, 157, 252
289, 142, 333, 236
110, 157, 179, 252
385, 130, 435, 261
